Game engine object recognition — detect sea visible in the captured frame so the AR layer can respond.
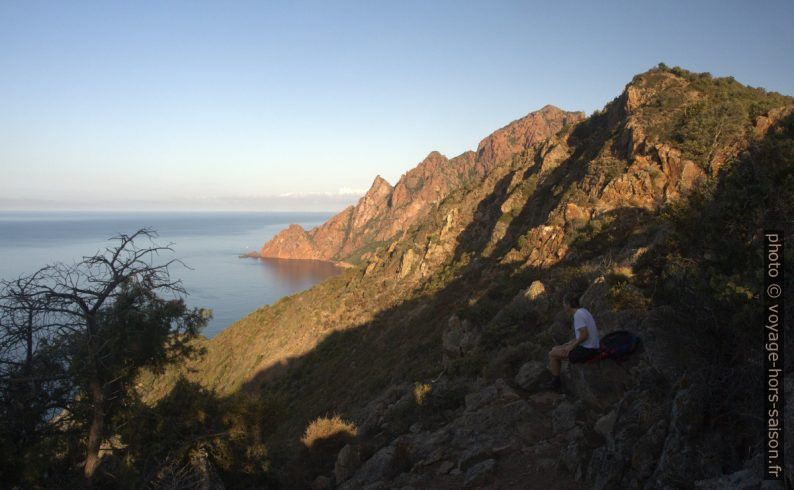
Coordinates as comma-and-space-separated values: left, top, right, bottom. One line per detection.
0, 211, 340, 338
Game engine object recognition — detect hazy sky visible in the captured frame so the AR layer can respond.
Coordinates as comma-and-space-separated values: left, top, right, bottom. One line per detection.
2, 1, 792, 211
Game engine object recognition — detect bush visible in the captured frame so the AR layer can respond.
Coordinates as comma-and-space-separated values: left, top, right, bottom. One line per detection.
300, 415, 357, 449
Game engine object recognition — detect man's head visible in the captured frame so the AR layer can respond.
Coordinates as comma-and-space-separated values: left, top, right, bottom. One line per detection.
562, 292, 581, 314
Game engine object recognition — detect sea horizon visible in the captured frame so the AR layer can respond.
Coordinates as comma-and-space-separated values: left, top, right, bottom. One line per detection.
0, 210, 342, 338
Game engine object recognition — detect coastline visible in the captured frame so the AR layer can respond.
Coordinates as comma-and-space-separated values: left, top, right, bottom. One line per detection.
241, 251, 355, 269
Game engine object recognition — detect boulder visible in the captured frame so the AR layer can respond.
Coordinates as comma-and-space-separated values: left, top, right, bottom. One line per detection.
552, 400, 581, 434
587, 446, 627, 490
464, 379, 520, 412
647, 382, 721, 487
311, 475, 333, 490
463, 459, 496, 487
340, 445, 396, 489
525, 280, 546, 301
523, 280, 549, 312
594, 409, 617, 441
558, 426, 588, 478
458, 445, 494, 472
562, 360, 629, 411
515, 361, 551, 392
334, 444, 362, 484
436, 460, 454, 475
442, 315, 480, 367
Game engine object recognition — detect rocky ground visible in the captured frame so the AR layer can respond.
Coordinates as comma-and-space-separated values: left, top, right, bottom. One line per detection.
318, 295, 792, 489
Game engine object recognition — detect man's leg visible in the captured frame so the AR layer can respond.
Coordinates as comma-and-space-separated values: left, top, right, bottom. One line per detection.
548, 345, 567, 375
547, 345, 567, 391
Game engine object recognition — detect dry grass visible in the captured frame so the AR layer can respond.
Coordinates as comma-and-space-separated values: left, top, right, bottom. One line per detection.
413, 382, 432, 406
300, 415, 358, 448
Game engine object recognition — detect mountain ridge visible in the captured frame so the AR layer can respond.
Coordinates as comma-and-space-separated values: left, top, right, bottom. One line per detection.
258, 105, 585, 264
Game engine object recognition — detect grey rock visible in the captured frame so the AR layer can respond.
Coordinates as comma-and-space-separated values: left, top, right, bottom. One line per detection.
334, 443, 361, 484
465, 385, 498, 412
563, 360, 628, 411
515, 360, 550, 391
594, 409, 617, 440
552, 400, 580, 434
587, 446, 626, 490
458, 445, 494, 471
423, 447, 443, 465
558, 427, 587, 477
463, 459, 496, 487
465, 379, 520, 412
311, 475, 333, 490
437, 460, 455, 475
694, 469, 764, 489
442, 315, 481, 367
341, 445, 395, 489
630, 420, 667, 477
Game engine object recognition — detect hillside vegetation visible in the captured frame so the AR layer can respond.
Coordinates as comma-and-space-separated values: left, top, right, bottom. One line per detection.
132, 65, 794, 489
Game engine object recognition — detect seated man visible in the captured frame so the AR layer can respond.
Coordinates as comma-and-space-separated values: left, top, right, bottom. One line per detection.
547, 293, 600, 391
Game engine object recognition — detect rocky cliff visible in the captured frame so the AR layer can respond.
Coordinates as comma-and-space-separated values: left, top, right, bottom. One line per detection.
145, 66, 794, 489
258, 105, 585, 264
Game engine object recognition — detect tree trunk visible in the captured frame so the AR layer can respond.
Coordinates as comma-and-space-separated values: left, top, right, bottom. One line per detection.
83, 374, 104, 484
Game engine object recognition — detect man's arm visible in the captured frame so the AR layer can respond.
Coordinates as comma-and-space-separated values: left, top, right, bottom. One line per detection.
565, 327, 588, 351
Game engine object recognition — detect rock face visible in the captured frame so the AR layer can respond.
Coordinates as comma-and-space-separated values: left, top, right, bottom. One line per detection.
258, 106, 585, 263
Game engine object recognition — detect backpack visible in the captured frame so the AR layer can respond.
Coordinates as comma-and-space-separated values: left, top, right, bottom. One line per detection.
586, 330, 641, 363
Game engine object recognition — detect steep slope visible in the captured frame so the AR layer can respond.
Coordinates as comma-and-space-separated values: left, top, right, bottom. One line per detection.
258, 105, 585, 264
144, 66, 794, 488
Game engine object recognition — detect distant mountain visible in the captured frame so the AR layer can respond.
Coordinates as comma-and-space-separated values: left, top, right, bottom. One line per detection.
143, 65, 794, 488
258, 105, 585, 264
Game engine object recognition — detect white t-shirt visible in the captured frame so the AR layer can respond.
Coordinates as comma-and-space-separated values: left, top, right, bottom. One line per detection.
573, 308, 600, 349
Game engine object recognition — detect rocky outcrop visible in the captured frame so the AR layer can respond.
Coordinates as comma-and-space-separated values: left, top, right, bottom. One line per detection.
336, 377, 583, 489
257, 223, 321, 260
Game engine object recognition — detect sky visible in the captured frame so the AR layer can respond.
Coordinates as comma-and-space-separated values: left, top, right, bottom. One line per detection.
1, 0, 793, 211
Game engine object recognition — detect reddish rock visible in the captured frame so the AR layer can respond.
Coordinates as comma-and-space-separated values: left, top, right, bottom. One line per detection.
258, 224, 320, 260
476, 105, 585, 167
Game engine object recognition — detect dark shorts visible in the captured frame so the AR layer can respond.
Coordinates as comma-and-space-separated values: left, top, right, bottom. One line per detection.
569, 346, 601, 364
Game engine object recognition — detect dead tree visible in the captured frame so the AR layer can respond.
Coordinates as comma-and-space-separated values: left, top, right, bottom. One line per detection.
0, 229, 208, 485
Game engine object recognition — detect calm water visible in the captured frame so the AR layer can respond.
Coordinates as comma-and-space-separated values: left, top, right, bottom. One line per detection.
0, 211, 340, 338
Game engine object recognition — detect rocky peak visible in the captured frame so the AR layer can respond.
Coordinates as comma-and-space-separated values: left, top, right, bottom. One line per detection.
368, 175, 393, 196
350, 175, 394, 231
476, 106, 585, 166
420, 150, 447, 166
620, 70, 687, 115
